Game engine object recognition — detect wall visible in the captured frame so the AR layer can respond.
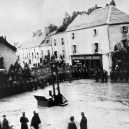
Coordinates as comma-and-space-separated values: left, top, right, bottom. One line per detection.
39, 45, 52, 58
17, 47, 40, 68
67, 25, 110, 73
0, 43, 16, 70
51, 32, 69, 63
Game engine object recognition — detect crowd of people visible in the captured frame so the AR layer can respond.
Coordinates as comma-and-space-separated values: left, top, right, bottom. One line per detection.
0, 112, 87, 129
0, 60, 109, 98
0, 111, 41, 129
110, 68, 129, 82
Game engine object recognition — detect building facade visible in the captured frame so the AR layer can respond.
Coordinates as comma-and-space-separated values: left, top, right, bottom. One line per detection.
17, 31, 53, 68
65, 5, 129, 74
51, 32, 70, 63
0, 36, 17, 70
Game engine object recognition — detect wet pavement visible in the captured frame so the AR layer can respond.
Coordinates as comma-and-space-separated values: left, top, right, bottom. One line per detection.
0, 79, 129, 129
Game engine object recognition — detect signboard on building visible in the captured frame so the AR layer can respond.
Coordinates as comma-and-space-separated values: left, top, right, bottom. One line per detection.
71, 54, 101, 60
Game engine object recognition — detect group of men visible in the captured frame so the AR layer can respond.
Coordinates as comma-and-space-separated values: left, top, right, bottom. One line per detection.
68, 112, 87, 129
0, 112, 87, 129
0, 111, 41, 129
20, 111, 41, 129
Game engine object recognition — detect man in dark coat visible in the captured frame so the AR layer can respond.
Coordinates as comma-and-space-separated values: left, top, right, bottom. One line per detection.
80, 112, 87, 129
2, 115, 9, 129
68, 116, 77, 129
31, 111, 41, 129
20, 112, 29, 129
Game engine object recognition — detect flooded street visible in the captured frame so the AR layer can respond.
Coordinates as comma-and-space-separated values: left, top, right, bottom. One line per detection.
1, 79, 129, 129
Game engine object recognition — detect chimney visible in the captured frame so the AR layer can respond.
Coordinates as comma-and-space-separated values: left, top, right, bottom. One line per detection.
4, 36, 6, 40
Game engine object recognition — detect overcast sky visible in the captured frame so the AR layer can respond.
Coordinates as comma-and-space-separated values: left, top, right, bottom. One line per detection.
0, 0, 129, 44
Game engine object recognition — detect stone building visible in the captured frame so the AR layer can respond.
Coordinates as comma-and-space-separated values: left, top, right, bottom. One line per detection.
0, 36, 16, 70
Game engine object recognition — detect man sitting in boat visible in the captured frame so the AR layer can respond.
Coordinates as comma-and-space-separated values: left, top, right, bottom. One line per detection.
56, 92, 63, 105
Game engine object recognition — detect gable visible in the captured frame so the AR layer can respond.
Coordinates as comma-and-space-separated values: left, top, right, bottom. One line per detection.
109, 6, 129, 24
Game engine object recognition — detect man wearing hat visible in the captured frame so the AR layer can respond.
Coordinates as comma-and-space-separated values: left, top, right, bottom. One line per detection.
80, 112, 87, 129
2, 115, 9, 129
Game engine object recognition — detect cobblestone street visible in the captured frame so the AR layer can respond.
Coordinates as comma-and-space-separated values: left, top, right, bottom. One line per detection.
1, 79, 129, 129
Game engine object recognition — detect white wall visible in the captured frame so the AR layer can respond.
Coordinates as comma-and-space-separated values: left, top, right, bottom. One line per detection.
51, 32, 69, 63
67, 25, 110, 73
17, 46, 40, 68
39, 45, 52, 58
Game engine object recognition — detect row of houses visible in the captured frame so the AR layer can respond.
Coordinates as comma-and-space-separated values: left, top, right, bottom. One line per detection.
17, 5, 129, 74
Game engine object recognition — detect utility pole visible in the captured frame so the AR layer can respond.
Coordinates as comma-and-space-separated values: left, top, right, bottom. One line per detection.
50, 62, 56, 99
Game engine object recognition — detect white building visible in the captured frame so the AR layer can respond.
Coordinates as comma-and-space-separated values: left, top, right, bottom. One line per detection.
51, 32, 69, 63
65, 5, 129, 74
17, 31, 53, 68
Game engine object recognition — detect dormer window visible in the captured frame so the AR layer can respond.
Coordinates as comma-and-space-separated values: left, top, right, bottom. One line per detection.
72, 33, 75, 40
121, 26, 128, 34
93, 29, 97, 36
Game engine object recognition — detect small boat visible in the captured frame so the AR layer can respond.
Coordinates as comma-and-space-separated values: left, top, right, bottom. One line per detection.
34, 95, 49, 106
34, 94, 68, 107
34, 61, 68, 107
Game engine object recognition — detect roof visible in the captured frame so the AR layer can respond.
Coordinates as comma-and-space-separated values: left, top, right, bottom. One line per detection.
39, 31, 56, 47
0, 36, 16, 51
67, 5, 129, 31
21, 33, 45, 49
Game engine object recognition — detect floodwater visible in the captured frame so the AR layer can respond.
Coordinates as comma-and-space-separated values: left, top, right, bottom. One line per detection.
0, 79, 129, 129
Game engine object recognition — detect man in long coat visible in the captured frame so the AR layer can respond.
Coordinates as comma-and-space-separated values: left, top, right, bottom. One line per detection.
31, 111, 41, 129
80, 112, 87, 129
20, 112, 29, 129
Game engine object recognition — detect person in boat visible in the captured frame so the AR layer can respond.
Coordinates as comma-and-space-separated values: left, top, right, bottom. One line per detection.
31, 111, 41, 129
80, 112, 87, 129
68, 116, 77, 129
20, 112, 29, 129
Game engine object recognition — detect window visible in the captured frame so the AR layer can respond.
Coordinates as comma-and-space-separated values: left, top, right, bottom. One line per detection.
61, 38, 64, 45
46, 40, 50, 44
54, 39, 56, 46
94, 43, 99, 53
54, 51, 58, 58
121, 26, 128, 34
37, 52, 39, 59
29, 59, 31, 64
73, 45, 77, 54
93, 29, 97, 36
72, 33, 75, 40
48, 50, 50, 55
32, 52, 34, 59
62, 50, 65, 58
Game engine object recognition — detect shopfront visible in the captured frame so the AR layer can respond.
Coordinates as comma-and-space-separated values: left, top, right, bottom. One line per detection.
71, 54, 103, 70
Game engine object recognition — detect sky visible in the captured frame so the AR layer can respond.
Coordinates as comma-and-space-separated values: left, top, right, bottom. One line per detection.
0, 0, 129, 45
